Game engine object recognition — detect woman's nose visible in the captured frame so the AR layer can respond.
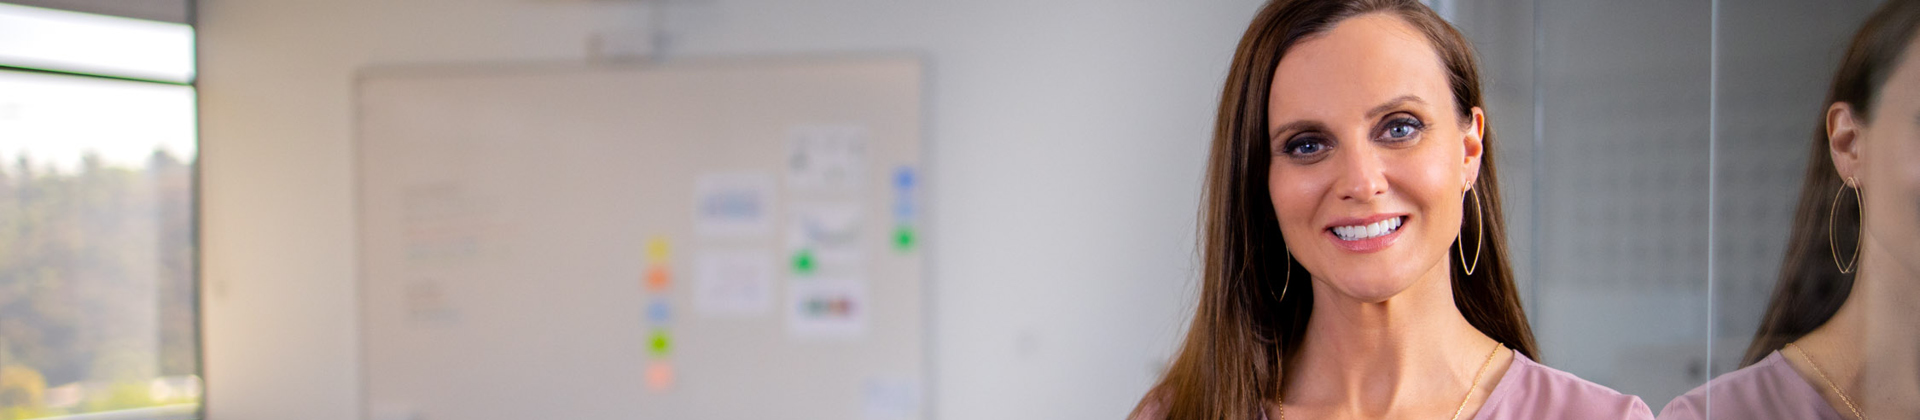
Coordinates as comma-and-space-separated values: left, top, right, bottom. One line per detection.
1335, 144, 1388, 202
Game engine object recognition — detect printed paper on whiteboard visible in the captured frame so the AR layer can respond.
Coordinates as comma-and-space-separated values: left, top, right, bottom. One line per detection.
786, 125, 868, 192
693, 250, 774, 316
403, 279, 461, 328
787, 278, 868, 338
694, 172, 775, 237
862, 377, 922, 420
787, 202, 866, 271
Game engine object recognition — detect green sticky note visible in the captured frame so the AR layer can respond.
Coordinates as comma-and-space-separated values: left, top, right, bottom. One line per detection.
649, 330, 672, 357
792, 249, 816, 275
893, 226, 916, 252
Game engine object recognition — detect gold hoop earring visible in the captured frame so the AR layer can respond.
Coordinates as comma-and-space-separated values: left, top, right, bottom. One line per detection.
1458, 187, 1483, 276
1830, 177, 1862, 274
1277, 250, 1292, 302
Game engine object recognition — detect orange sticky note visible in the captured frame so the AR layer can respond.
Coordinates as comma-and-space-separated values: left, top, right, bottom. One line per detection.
646, 266, 671, 291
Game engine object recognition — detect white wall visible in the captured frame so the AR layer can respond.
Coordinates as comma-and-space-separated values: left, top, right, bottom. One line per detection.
197, 1, 1263, 419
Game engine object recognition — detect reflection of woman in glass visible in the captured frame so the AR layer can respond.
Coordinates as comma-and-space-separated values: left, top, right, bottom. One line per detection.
1658, 2, 1920, 420
1128, 1, 1651, 419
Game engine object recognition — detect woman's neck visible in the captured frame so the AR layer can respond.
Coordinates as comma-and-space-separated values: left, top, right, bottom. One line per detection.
1281, 259, 1511, 419
1792, 236, 1920, 419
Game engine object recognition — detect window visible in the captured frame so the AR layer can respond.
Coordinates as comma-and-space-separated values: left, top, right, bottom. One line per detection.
0, 3, 199, 419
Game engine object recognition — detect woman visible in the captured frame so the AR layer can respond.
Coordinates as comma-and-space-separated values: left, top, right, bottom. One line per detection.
1129, 1, 1651, 419
1658, 2, 1920, 419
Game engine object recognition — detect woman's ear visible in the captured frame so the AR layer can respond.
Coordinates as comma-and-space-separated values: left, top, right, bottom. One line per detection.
1827, 102, 1864, 183
1463, 106, 1486, 190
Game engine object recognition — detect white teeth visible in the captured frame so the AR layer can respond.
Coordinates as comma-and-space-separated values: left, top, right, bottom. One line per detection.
1332, 217, 1403, 241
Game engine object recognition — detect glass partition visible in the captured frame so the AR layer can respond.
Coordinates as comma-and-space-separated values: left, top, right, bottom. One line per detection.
1449, 0, 1887, 413
1452, 0, 1712, 408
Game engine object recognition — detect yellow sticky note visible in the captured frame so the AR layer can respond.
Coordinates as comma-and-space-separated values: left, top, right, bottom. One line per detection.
646, 236, 672, 263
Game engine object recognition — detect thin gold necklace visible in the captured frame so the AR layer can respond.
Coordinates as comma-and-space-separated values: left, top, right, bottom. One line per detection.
1787, 342, 1866, 420
1276, 343, 1501, 420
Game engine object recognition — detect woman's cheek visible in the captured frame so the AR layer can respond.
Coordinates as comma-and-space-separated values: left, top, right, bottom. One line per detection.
1271, 167, 1324, 246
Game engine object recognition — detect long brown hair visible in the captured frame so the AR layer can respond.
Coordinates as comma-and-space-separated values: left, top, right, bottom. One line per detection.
1740, 0, 1920, 367
1135, 1, 1536, 419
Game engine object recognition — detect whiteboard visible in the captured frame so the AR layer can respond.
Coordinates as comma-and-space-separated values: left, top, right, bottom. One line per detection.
356, 57, 926, 420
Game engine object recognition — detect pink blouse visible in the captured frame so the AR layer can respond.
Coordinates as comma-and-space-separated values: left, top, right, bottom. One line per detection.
1130, 352, 1654, 420
1656, 351, 1842, 420
1469, 352, 1654, 420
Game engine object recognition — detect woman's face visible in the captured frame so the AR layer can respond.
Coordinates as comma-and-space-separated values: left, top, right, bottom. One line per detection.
1266, 13, 1484, 303
1855, 36, 1920, 277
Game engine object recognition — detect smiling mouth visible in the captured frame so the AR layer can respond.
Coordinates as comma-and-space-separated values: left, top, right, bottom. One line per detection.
1330, 216, 1406, 241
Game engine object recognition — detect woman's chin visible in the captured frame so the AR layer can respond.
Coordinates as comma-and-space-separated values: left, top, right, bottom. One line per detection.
1317, 274, 1419, 304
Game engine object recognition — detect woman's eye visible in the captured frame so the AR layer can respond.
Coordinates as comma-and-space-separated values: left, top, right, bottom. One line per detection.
1281, 137, 1329, 157
1380, 117, 1424, 141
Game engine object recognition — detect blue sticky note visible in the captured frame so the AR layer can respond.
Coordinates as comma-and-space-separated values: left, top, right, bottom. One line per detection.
894, 200, 914, 219
894, 166, 915, 189
647, 299, 671, 324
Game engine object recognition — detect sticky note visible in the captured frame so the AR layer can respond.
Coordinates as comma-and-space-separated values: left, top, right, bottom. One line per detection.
893, 226, 915, 252
646, 236, 672, 263
649, 329, 673, 357
893, 200, 914, 220
646, 266, 672, 291
647, 299, 671, 324
645, 361, 674, 391
791, 249, 816, 275
893, 166, 915, 189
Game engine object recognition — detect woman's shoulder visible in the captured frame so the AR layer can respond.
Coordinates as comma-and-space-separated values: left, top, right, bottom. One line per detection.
1476, 352, 1654, 420
1655, 351, 1841, 420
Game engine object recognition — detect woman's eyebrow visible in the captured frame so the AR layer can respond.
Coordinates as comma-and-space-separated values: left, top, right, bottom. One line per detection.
1365, 95, 1426, 119
1268, 120, 1329, 140
1267, 95, 1427, 139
